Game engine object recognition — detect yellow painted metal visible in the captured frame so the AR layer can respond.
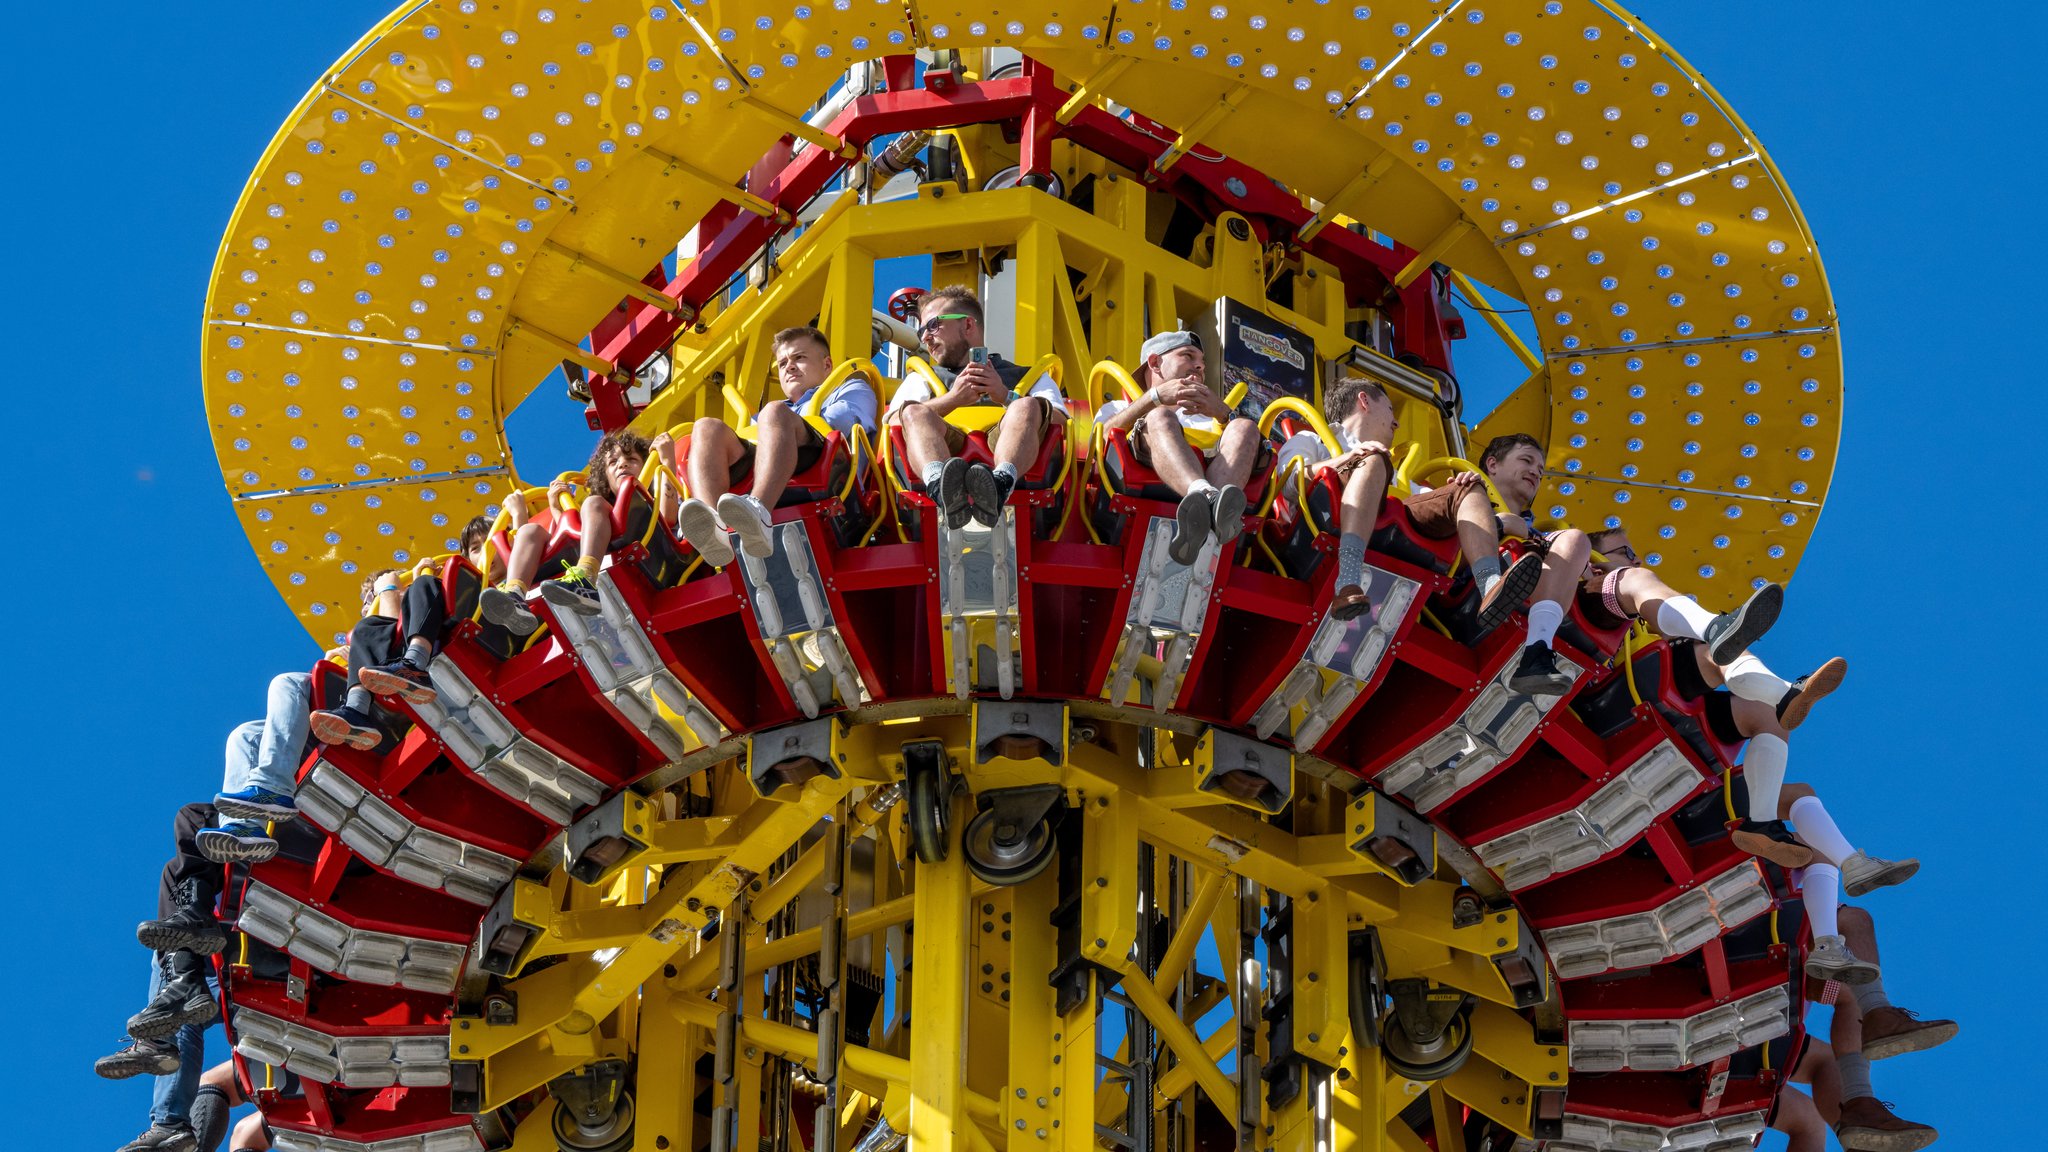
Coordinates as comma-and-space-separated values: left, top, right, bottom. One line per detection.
209, 0, 1839, 638
908, 784, 972, 1152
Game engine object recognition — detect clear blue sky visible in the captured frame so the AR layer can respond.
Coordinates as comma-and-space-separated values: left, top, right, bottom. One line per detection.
4, 3, 2039, 1146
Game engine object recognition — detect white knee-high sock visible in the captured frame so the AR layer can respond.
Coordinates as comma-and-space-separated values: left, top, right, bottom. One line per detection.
1655, 595, 1718, 642
1788, 793, 1856, 867
1722, 650, 1791, 704
1525, 600, 1564, 648
1742, 733, 1788, 823
1802, 863, 1840, 938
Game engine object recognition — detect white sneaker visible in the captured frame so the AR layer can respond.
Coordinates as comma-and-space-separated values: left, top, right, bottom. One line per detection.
1841, 850, 1919, 898
1804, 933, 1879, 985
677, 497, 734, 567
719, 492, 775, 559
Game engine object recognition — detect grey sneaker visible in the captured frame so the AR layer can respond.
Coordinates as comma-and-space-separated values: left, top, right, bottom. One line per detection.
1703, 582, 1783, 664
718, 492, 775, 559
117, 1123, 197, 1152
1207, 484, 1247, 545
94, 1036, 180, 1080
1842, 850, 1919, 898
1805, 933, 1879, 985
1168, 490, 1214, 566
677, 497, 734, 567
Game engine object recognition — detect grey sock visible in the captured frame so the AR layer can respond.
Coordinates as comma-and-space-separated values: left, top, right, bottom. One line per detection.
191, 1085, 230, 1152
992, 461, 1018, 483
404, 637, 433, 666
1469, 552, 1502, 596
1337, 533, 1367, 591
1852, 974, 1892, 1013
345, 685, 374, 713
1837, 1050, 1874, 1100
922, 460, 945, 486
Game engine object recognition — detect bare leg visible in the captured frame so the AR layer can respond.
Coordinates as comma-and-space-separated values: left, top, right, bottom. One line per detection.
1452, 485, 1501, 569
232, 1112, 273, 1151
1532, 528, 1590, 608
1137, 407, 1204, 494
685, 417, 747, 504
504, 522, 549, 587
1793, 1038, 1842, 1129
1771, 1085, 1829, 1152
899, 402, 955, 479
991, 399, 1051, 471
748, 402, 805, 510
1202, 418, 1261, 489
576, 494, 614, 570
1609, 564, 1690, 625
1339, 455, 1391, 540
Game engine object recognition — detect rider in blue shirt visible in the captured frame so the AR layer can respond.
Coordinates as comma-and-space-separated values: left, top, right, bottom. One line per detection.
678, 324, 879, 565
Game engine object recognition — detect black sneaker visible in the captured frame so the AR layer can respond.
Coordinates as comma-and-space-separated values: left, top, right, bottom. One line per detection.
1505, 643, 1575, 697
988, 466, 1019, 516
309, 703, 383, 751
1703, 582, 1783, 665
1727, 817, 1815, 869
1474, 552, 1545, 636
95, 1036, 180, 1080
136, 878, 227, 955
540, 567, 603, 617
358, 656, 437, 705
117, 1122, 198, 1152
932, 457, 974, 531
1168, 490, 1215, 566
963, 462, 1003, 528
480, 583, 541, 634
127, 955, 218, 1041
1207, 484, 1247, 545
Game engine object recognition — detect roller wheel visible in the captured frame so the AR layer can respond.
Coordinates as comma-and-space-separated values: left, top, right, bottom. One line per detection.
962, 806, 1059, 885
1381, 1002, 1474, 1083
551, 1091, 635, 1152
906, 750, 953, 865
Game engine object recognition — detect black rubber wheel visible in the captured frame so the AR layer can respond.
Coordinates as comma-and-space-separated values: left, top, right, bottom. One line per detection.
907, 755, 951, 865
1381, 1005, 1474, 1082
962, 807, 1059, 885
551, 1091, 635, 1152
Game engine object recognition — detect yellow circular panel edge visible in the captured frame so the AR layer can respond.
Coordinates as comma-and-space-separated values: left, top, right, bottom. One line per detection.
204, 0, 1841, 640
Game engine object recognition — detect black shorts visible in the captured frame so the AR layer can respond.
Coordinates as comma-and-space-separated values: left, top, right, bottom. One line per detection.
729, 422, 827, 493
1670, 639, 1743, 744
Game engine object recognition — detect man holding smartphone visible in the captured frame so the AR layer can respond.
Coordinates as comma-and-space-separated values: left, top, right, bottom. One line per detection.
892, 285, 1068, 528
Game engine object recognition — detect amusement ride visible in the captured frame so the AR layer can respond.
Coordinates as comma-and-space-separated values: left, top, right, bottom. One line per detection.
195, 0, 1846, 1148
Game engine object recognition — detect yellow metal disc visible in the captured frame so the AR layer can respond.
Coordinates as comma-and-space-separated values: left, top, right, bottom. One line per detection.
205, 0, 1840, 640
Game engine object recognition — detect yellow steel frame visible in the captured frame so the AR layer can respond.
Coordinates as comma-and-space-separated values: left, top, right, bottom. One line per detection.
204, 0, 1841, 643
456, 712, 1563, 1150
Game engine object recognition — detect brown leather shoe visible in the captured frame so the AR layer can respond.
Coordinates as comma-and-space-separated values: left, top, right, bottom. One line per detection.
1330, 584, 1372, 621
1776, 656, 1848, 730
1862, 1006, 1959, 1061
1836, 1096, 1936, 1151
1473, 552, 1544, 634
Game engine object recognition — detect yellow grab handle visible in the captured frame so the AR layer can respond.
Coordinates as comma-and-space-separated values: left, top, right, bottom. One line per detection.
1412, 456, 1508, 514
1088, 359, 1143, 409
805, 357, 883, 417
1255, 397, 1340, 453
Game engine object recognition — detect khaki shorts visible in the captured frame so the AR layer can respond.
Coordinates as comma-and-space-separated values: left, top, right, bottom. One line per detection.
939, 394, 1059, 455
1129, 420, 1273, 474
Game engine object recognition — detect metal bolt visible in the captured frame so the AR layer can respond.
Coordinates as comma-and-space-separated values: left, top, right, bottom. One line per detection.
459, 1045, 470, 1054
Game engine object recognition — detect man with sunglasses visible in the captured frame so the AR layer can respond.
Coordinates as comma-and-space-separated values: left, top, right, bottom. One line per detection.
891, 285, 1067, 528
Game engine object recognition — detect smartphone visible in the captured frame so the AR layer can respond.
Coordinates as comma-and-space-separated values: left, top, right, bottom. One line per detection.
968, 346, 987, 364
